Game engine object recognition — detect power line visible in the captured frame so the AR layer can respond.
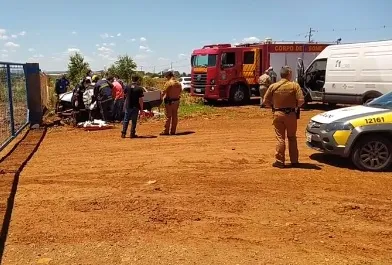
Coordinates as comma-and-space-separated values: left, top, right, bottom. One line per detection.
295, 25, 391, 38
305, 27, 316, 42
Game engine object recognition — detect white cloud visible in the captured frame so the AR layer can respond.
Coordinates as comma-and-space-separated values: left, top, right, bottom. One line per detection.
19, 31, 26, 36
130, 38, 136, 42
1, 49, 8, 53
0, 29, 5, 35
72, 31, 77, 35
242, 36, 260, 43
110, 35, 114, 38
98, 53, 115, 61
67, 48, 80, 53
28, 48, 35, 52
109, 42, 115, 46
117, 33, 121, 37
33, 54, 44, 58
51, 56, 63, 61
11, 34, 17, 38
95, 44, 99, 47
4, 42, 20, 48
178, 53, 187, 58
135, 54, 147, 59
139, 45, 152, 52
98, 46, 112, 52
158, 57, 168, 61
1, 53, 8, 58
140, 37, 146, 42
0, 35, 9, 40
103, 43, 107, 46
100, 33, 109, 39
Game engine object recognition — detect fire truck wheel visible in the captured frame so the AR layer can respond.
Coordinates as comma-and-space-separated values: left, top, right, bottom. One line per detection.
229, 83, 249, 105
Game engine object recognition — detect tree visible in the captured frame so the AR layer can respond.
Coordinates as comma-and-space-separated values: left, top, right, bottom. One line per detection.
67, 52, 90, 86
107, 55, 137, 83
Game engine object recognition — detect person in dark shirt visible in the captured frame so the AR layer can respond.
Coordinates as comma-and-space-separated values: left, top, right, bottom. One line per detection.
55, 74, 70, 95
94, 75, 114, 121
121, 75, 144, 138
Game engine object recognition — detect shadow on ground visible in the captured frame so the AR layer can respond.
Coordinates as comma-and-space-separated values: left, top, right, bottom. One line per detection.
309, 153, 356, 170
204, 99, 350, 111
0, 128, 47, 263
174, 131, 195, 136
310, 153, 392, 172
287, 162, 322, 170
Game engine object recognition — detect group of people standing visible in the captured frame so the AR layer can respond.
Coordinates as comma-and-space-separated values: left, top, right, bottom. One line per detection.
120, 70, 182, 138
55, 69, 183, 139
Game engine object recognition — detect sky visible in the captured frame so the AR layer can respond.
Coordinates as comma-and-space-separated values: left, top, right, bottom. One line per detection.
0, 0, 391, 73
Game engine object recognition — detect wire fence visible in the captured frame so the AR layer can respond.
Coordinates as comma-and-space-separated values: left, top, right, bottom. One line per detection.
0, 62, 29, 151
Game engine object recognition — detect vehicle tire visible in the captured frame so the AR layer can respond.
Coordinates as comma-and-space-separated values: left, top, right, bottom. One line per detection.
364, 98, 374, 105
229, 83, 249, 105
351, 135, 392, 171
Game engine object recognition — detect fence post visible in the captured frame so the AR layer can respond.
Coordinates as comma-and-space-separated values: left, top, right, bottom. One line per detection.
6, 64, 15, 136
25, 63, 42, 126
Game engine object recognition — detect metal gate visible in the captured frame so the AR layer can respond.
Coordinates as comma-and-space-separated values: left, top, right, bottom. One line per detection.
0, 62, 29, 151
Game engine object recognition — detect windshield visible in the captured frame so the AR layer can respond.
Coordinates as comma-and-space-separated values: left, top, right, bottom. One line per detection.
367, 92, 392, 109
191, 54, 217, 67
183, 77, 191, 81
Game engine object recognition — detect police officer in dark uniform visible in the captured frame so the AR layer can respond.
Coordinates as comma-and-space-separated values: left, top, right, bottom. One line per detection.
263, 66, 304, 168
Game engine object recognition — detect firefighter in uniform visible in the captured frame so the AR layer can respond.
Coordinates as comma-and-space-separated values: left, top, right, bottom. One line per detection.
161, 70, 182, 135
94, 75, 114, 121
263, 66, 304, 168
268, 66, 277, 83
258, 69, 272, 108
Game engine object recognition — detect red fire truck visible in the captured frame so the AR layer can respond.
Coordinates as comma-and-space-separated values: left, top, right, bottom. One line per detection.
190, 41, 332, 104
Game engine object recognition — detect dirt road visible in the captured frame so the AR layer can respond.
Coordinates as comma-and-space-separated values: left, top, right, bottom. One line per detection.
1, 106, 392, 264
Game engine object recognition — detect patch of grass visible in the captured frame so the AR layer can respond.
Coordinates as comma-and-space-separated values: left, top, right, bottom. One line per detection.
150, 92, 215, 119
178, 92, 215, 118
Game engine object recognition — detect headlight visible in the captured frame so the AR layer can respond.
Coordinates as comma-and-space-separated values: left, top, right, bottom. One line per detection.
210, 79, 215, 85
324, 122, 354, 132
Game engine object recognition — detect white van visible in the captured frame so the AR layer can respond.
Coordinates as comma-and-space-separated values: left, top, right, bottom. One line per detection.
297, 40, 392, 105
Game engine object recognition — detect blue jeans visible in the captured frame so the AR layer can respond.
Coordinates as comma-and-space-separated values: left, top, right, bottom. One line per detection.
122, 107, 139, 136
112, 98, 124, 121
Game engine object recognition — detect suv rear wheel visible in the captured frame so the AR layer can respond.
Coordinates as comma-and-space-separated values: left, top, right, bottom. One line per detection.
351, 135, 392, 171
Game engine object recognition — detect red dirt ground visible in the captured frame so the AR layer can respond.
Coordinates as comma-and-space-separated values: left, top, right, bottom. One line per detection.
1, 106, 392, 265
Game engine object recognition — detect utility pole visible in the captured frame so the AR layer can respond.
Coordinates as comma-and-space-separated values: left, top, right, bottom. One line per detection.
170, 62, 173, 69
306, 27, 316, 43
140, 66, 143, 72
